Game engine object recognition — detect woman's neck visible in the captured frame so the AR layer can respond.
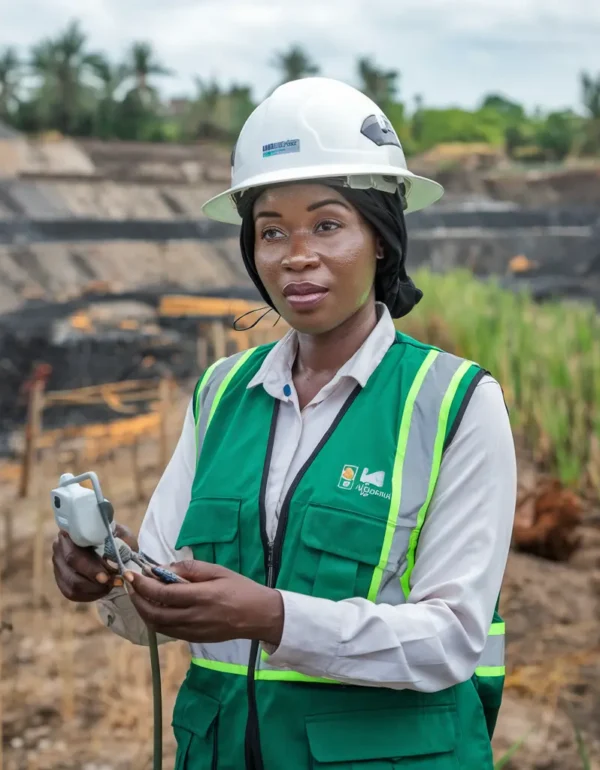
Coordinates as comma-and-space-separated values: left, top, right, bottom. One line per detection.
293, 300, 378, 380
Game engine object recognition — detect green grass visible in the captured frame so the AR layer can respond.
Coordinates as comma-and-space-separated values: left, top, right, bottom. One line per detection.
399, 269, 600, 490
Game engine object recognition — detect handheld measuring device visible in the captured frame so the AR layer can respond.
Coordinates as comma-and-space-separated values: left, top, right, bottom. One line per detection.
50, 470, 185, 770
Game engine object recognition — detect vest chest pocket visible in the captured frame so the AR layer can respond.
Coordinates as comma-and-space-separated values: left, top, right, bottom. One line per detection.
176, 497, 241, 574
294, 504, 388, 601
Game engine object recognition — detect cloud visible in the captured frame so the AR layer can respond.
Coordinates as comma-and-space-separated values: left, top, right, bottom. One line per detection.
2, 0, 599, 110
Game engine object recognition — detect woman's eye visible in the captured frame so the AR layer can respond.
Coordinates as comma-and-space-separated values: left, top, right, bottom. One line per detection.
262, 227, 284, 241
316, 220, 341, 233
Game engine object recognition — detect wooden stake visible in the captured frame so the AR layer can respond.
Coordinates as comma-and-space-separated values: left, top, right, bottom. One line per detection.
196, 323, 208, 371
211, 319, 227, 362
19, 379, 46, 499
61, 602, 76, 724
158, 377, 172, 471
132, 437, 144, 502
2, 501, 14, 577
32, 501, 46, 610
0, 561, 4, 770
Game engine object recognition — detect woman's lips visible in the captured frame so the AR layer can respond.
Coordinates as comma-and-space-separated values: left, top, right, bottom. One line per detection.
282, 282, 329, 310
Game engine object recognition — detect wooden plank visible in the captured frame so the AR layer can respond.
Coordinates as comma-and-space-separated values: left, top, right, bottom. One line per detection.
196, 323, 209, 371
42, 378, 158, 404
18, 379, 45, 499
46, 389, 159, 407
158, 378, 172, 471
159, 295, 261, 319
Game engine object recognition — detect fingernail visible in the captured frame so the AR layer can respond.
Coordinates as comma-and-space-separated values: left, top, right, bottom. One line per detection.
124, 571, 134, 583
96, 573, 109, 584
113, 577, 124, 587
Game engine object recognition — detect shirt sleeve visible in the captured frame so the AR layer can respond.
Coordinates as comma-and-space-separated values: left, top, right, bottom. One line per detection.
96, 398, 197, 645
263, 376, 517, 691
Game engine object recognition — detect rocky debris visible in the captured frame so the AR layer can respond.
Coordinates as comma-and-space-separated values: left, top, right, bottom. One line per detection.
513, 477, 584, 561
0, 287, 264, 446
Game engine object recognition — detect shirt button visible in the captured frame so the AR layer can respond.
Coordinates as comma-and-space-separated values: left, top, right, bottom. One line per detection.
283, 384, 292, 397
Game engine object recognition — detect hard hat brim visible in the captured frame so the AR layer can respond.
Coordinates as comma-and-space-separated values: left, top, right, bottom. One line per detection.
201, 165, 444, 224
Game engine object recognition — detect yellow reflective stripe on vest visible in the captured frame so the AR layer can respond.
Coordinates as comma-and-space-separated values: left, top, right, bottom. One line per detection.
194, 358, 224, 454
475, 666, 505, 677
194, 348, 257, 459
400, 359, 474, 599
192, 620, 506, 683
489, 622, 505, 636
367, 349, 439, 601
191, 657, 341, 684
206, 348, 256, 430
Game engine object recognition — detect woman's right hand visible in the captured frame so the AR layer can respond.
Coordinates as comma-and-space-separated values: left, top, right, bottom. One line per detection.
52, 524, 139, 603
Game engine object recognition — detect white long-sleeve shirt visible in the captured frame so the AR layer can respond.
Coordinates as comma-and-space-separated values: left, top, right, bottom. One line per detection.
98, 303, 517, 692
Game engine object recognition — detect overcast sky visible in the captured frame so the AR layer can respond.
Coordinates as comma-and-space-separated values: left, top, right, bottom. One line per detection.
3, 0, 600, 113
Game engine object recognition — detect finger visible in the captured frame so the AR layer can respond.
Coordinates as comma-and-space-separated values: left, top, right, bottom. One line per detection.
126, 572, 201, 608
58, 533, 110, 584
113, 523, 140, 553
52, 556, 109, 601
129, 591, 194, 627
100, 558, 120, 575
168, 560, 223, 583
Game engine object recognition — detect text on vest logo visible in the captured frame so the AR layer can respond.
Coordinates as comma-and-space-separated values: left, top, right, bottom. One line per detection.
338, 465, 391, 500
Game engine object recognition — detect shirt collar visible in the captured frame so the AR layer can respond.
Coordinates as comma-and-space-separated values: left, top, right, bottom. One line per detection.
247, 302, 397, 401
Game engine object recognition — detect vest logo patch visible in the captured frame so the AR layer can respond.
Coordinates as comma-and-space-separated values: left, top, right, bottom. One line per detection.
338, 464, 358, 490
338, 465, 392, 500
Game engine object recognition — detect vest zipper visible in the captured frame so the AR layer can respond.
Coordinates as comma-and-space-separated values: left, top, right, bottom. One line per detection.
244, 386, 361, 770
244, 400, 280, 770
266, 542, 274, 587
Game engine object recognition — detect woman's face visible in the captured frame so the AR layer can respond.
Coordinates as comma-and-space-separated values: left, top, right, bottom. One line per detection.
253, 183, 379, 335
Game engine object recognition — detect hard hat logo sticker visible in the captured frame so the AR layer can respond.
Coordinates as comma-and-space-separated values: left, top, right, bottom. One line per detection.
262, 139, 301, 158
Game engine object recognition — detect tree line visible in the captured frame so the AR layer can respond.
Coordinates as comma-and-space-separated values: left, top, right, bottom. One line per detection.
1, 20, 599, 161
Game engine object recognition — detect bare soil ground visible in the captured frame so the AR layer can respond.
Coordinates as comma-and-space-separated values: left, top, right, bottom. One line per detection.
1, 395, 599, 770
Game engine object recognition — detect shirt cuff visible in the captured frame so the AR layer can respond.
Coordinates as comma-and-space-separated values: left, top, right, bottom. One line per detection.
261, 590, 341, 674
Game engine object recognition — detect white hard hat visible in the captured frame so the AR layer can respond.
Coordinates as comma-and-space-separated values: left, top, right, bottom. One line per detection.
202, 77, 443, 224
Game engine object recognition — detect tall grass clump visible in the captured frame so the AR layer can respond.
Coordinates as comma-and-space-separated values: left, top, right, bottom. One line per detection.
400, 269, 600, 490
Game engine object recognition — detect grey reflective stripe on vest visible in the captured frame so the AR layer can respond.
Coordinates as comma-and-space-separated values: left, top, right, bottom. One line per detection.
477, 633, 505, 668
375, 350, 474, 606
194, 350, 253, 461
475, 621, 506, 677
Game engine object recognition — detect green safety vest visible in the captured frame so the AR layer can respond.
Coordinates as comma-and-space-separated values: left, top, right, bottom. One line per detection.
172, 332, 506, 770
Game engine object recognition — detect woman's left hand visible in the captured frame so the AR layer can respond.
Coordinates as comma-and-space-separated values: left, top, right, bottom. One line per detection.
125, 561, 284, 646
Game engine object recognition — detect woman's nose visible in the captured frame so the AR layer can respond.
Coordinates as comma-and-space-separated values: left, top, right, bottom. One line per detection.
282, 233, 320, 271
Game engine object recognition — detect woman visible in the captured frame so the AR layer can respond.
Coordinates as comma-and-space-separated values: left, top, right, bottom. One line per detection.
52, 78, 517, 769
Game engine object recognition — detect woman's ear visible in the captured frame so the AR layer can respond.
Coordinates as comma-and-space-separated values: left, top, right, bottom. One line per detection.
376, 237, 385, 260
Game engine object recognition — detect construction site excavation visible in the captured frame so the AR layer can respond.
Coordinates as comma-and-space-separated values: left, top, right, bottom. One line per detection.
1, 130, 600, 770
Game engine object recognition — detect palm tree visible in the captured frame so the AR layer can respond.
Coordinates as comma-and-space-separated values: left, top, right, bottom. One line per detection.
88, 54, 129, 138
29, 20, 100, 134
581, 71, 600, 119
579, 71, 600, 154
184, 77, 223, 139
412, 93, 425, 143
0, 47, 21, 122
357, 57, 398, 108
126, 42, 171, 105
271, 44, 319, 85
